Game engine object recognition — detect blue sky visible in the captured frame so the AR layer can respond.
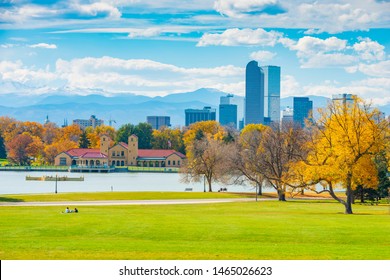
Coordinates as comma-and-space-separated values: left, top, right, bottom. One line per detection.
0, 0, 389, 104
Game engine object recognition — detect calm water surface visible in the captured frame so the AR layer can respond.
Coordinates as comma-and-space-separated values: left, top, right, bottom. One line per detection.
0, 171, 255, 195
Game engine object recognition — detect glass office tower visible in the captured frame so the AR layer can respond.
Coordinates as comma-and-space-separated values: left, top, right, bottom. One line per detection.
293, 97, 313, 127
262, 65, 280, 123
245, 61, 264, 125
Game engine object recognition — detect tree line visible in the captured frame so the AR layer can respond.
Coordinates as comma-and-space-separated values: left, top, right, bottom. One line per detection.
0, 119, 185, 166
181, 97, 390, 214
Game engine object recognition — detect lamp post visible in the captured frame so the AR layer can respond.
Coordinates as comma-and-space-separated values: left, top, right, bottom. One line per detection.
55, 174, 58, 194
255, 183, 258, 202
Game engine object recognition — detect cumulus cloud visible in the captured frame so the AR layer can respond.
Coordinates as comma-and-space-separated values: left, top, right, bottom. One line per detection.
290, 36, 347, 57
250, 50, 276, 62
29, 43, 57, 49
357, 60, 390, 77
353, 37, 386, 61
197, 28, 282, 47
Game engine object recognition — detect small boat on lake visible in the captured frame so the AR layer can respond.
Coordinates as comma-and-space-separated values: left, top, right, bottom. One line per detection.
26, 175, 84, 181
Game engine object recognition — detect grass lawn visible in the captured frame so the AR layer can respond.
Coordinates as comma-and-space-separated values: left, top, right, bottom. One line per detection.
0, 199, 389, 260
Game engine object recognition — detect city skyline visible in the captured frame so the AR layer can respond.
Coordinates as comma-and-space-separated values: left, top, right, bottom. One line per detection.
0, 1, 389, 105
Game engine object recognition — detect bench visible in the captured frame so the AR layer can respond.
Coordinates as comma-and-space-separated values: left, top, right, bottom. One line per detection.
184, 188, 193, 191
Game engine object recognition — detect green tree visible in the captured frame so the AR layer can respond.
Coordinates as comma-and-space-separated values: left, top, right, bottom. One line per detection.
134, 122, 153, 149
78, 131, 90, 148
116, 124, 135, 143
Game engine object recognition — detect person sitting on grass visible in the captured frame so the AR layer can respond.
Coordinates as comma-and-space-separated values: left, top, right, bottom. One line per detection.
65, 207, 70, 213
74, 208, 78, 213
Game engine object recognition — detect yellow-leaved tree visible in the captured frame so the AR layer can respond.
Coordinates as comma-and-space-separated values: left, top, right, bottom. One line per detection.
293, 97, 388, 214
181, 121, 231, 192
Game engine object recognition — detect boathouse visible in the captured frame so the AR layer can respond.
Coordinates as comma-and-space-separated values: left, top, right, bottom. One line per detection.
54, 134, 185, 168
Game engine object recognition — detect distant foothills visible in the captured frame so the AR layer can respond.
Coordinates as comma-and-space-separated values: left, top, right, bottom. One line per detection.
0, 87, 373, 128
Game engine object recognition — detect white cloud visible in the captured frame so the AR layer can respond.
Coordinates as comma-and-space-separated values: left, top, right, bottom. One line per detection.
214, 0, 280, 18
250, 50, 276, 61
71, 2, 121, 19
127, 28, 162, 38
290, 36, 347, 57
301, 53, 358, 68
29, 43, 57, 49
197, 28, 283, 47
353, 37, 386, 61
1, 44, 17, 48
0, 57, 245, 96
357, 60, 390, 77
281, 75, 301, 97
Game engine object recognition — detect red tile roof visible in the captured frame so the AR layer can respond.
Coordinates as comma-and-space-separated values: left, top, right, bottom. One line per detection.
119, 142, 128, 149
138, 149, 186, 159
80, 152, 108, 159
66, 148, 100, 157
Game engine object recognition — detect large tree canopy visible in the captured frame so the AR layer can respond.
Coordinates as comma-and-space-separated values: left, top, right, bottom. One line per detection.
292, 97, 389, 214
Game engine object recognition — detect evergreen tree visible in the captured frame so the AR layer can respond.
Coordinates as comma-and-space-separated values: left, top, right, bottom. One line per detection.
78, 131, 90, 148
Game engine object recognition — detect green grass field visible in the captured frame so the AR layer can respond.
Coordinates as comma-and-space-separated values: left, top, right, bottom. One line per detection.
0, 198, 389, 260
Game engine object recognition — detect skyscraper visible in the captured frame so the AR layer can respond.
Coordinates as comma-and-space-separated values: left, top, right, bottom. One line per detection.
185, 106, 216, 126
219, 94, 237, 128
332, 93, 356, 106
147, 116, 171, 130
245, 61, 264, 125
293, 97, 313, 127
262, 66, 281, 123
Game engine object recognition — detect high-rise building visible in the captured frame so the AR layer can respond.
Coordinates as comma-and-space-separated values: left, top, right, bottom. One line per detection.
73, 115, 104, 129
245, 61, 264, 125
147, 116, 171, 130
332, 93, 356, 106
282, 106, 294, 126
293, 97, 313, 127
262, 66, 281, 123
185, 106, 216, 126
219, 94, 237, 128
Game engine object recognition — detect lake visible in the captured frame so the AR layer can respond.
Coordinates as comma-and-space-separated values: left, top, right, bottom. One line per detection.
0, 171, 256, 195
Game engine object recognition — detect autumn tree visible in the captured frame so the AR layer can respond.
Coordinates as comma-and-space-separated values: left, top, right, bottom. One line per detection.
152, 127, 185, 154
255, 123, 307, 201
293, 97, 388, 214
181, 136, 233, 192
42, 122, 60, 145
225, 124, 269, 195
6, 133, 34, 165
181, 121, 229, 192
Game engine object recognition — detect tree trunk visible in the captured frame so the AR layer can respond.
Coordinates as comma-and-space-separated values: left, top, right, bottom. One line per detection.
208, 178, 213, 192
345, 184, 353, 214
360, 187, 364, 203
277, 189, 286, 201
257, 182, 262, 195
